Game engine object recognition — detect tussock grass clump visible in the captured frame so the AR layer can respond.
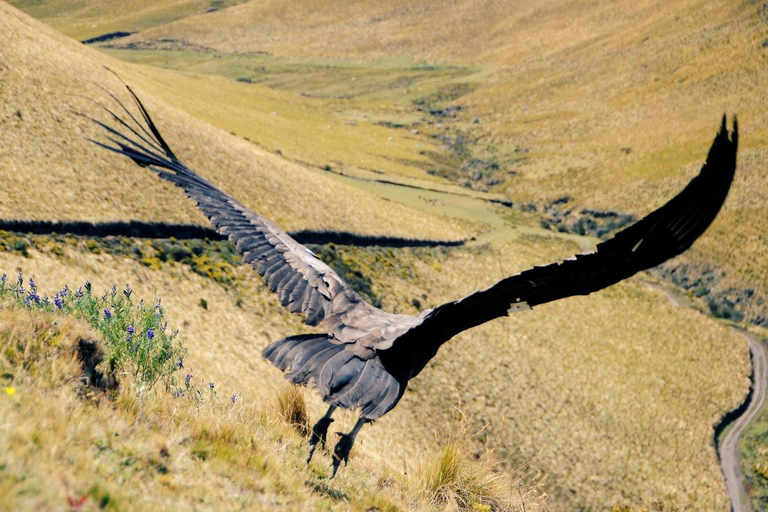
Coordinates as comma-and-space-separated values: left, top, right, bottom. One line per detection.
417, 412, 545, 511
0, 308, 107, 393
273, 381, 310, 436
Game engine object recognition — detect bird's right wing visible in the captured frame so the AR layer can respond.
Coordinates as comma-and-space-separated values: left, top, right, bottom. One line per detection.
417, 116, 738, 340
90, 86, 367, 328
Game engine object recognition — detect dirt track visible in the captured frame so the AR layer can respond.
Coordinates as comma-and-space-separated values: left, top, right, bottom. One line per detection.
643, 279, 764, 512
719, 332, 766, 512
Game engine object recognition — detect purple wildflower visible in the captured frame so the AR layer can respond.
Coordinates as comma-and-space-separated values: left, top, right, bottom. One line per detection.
231, 393, 237, 404
24, 298, 31, 307
17, 272, 23, 288
75, 286, 83, 298
123, 285, 132, 300
127, 325, 135, 334
103, 308, 112, 319
60, 285, 68, 298
209, 382, 215, 391
146, 329, 155, 340
28, 278, 36, 292
185, 374, 193, 385
42, 296, 49, 306
1, 273, 7, 285
27, 291, 40, 304
54, 294, 64, 309
176, 357, 183, 369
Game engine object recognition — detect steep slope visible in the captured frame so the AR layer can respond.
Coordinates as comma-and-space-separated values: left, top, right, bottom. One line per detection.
0, 2, 468, 241
0, 230, 750, 511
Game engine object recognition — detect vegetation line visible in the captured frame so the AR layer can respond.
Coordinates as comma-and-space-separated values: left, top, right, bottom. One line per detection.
0, 219, 465, 247
81, 31, 134, 44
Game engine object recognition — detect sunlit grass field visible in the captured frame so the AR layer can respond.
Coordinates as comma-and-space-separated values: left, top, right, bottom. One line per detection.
0, 3, 469, 241
0, 228, 750, 510
1, 1, 763, 509
87, 0, 768, 332
0, 227, 751, 511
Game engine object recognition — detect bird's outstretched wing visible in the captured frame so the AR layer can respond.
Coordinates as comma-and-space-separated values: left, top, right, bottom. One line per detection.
91, 86, 367, 328
416, 116, 738, 341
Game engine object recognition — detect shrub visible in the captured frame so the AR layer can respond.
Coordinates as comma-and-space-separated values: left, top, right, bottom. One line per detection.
0, 273, 185, 392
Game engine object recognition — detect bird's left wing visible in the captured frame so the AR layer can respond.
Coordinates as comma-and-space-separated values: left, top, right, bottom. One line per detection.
414, 116, 738, 342
91, 86, 366, 328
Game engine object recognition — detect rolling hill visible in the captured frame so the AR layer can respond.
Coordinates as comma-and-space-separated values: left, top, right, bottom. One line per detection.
0, 1, 760, 510
93, 0, 768, 329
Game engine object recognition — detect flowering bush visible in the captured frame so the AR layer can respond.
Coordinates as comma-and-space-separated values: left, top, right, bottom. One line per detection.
0, 273, 185, 391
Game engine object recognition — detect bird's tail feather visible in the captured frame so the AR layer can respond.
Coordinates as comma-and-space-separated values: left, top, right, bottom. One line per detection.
262, 334, 402, 419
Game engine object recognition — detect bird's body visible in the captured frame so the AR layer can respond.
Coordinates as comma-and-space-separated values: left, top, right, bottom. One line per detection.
94, 86, 738, 476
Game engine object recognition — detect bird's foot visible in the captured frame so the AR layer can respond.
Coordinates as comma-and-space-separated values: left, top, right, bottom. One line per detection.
306, 416, 335, 464
330, 432, 355, 479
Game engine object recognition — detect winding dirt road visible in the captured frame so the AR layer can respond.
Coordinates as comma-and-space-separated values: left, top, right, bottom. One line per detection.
643, 280, 765, 512
719, 332, 766, 512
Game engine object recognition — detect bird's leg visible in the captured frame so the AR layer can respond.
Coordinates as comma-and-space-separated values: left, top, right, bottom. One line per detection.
307, 405, 336, 464
330, 416, 370, 479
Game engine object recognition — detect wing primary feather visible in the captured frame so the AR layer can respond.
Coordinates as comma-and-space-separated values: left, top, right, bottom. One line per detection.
92, 86, 371, 331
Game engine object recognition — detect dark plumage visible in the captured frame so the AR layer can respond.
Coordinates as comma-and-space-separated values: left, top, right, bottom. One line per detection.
93, 86, 738, 477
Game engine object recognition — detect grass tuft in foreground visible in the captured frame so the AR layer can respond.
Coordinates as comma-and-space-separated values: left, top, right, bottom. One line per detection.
417, 410, 545, 511
272, 381, 310, 437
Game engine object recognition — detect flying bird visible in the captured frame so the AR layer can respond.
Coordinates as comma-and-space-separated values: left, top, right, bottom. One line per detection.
93, 87, 738, 478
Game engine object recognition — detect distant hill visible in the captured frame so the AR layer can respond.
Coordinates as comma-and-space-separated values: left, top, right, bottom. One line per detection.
0, 2, 758, 510
0, 2, 467, 241
101, 0, 768, 331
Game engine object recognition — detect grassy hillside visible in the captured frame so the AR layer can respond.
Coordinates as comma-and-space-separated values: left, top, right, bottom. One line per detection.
0, 274, 543, 511
0, 1, 760, 510
95, 0, 768, 329
0, 228, 750, 510
0, 2, 468, 241
5, 0, 250, 42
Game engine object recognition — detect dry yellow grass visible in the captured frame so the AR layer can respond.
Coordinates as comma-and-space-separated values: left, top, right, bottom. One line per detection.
104, 0, 768, 327
329, 239, 750, 510
0, 1, 758, 510
0, 231, 749, 511
0, 278, 545, 511
0, 2, 468, 241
